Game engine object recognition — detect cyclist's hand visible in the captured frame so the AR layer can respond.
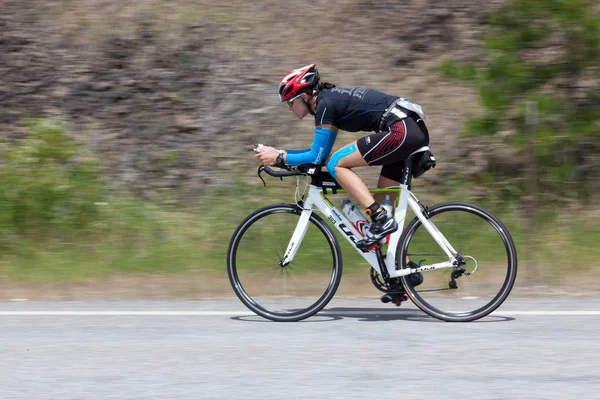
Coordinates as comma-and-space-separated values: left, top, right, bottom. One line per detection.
255, 146, 281, 166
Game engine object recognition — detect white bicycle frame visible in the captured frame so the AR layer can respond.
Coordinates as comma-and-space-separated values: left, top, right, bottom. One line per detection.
280, 147, 459, 278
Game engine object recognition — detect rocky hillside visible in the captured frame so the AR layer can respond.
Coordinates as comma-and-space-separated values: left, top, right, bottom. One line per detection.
1, 0, 511, 199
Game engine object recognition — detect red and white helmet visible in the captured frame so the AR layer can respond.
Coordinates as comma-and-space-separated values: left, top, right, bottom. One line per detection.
278, 64, 320, 102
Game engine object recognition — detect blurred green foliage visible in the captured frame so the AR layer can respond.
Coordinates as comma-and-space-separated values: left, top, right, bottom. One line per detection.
441, 0, 600, 203
0, 119, 105, 238
1, 122, 599, 284
0, 123, 301, 281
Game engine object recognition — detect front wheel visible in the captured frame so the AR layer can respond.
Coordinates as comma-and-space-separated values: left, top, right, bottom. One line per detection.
397, 202, 517, 322
227, 204, 343, 322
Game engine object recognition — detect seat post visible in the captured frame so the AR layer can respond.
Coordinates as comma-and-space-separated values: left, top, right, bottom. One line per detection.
375, 248, 390, 280
401, 157, 414, 189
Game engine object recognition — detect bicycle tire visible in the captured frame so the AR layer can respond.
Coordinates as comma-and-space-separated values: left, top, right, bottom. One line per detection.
227, 203, 343, 322
396, 202, 517, 322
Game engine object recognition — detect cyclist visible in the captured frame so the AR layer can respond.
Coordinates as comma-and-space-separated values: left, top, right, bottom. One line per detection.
256, 64, 428, 304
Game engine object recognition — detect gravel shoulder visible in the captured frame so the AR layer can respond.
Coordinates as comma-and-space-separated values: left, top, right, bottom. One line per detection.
2, 270, 599, 301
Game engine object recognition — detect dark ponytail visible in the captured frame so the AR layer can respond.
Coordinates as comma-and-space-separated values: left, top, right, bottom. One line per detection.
300, 81, 336, 97
317, 82, 336, 91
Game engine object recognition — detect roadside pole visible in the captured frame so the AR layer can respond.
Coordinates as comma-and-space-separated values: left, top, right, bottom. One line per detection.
524, 101, 540, 283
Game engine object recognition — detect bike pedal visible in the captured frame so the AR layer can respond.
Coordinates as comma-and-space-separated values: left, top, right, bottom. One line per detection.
380, 293, 407, 305
393, 294, 408, 306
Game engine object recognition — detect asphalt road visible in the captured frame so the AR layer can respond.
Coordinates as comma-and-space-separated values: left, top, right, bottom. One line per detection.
1, 297, 599, 400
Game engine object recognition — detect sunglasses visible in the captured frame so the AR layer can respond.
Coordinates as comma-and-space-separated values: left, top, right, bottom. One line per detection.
286, 94, 302, 107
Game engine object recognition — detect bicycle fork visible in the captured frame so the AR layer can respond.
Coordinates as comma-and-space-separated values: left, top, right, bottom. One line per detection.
280, 206, 312, 267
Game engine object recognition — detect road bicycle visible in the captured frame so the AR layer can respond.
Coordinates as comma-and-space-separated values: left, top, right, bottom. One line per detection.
227, 146, 517, 322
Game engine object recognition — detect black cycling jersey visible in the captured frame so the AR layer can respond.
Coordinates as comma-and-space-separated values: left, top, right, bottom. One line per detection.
314, 87, 401, 132
286, 85, 430, 177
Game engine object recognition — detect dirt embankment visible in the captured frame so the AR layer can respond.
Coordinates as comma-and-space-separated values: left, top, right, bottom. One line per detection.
1, 0, 515, 198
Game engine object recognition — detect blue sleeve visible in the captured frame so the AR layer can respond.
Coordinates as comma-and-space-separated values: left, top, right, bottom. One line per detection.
285, 127, 338, 165
286, 149, 311, 154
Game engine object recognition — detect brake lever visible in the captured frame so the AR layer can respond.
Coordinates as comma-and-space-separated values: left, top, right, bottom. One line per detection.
257, 165, 267, 186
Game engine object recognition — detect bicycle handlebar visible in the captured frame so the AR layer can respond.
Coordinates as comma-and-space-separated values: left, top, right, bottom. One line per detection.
260, 165, 302, 176
257, 164, 316, 186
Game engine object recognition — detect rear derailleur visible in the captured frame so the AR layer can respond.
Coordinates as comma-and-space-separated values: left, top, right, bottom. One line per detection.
449, 254, 469, 289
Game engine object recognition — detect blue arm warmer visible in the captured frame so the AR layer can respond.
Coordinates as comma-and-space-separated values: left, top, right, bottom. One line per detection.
285, 127, 337, 165
286, 148, 311, 154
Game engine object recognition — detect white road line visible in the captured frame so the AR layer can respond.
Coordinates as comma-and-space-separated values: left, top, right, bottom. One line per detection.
496, 311, 600, 316
0, 310, 598, 316
0, 311, 252, 316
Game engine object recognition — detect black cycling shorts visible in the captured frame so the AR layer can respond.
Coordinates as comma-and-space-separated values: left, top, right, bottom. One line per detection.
356, 114, 429, 182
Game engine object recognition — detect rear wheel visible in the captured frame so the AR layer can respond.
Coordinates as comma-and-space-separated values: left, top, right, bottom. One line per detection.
397, 202, 517, 322
227, 204, 343, 322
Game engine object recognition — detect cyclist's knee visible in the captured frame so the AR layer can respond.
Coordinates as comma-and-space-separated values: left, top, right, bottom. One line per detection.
326, 144, 357, 178
326, 158, 349, 179
325, 158, 338, 178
